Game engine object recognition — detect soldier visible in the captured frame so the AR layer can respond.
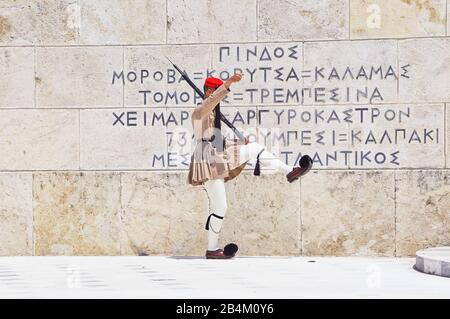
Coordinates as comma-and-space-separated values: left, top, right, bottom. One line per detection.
188, 74, 312, 259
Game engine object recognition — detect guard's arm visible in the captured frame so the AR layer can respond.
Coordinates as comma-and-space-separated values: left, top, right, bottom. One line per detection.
192, 84, 230, 120
192, 73, 243, 120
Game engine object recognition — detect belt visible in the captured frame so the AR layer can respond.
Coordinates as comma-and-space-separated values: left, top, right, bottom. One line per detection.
197, 136, 216, 143
197, 136, 226, 151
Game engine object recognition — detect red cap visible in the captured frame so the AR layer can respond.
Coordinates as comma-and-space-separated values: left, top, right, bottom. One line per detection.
204, 77, 223, 88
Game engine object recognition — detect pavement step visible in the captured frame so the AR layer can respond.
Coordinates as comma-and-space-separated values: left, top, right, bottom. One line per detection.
415, 247, 450, 278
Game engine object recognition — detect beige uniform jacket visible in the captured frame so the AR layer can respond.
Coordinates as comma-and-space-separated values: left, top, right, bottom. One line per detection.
187, 84, 247, 186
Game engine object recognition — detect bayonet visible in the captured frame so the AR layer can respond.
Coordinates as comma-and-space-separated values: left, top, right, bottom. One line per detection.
165, 56, 245, 142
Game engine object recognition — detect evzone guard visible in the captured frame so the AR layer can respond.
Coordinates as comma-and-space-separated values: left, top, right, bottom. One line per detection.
187, 73, 313, 259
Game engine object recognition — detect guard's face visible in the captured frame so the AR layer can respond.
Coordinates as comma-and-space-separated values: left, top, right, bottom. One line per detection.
204, 86, 216, 99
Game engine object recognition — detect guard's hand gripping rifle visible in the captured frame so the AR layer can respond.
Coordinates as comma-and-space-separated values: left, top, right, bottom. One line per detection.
165, 57, 245, 142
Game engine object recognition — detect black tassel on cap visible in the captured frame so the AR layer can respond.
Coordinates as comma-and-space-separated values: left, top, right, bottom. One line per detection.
212, 103, 223, 151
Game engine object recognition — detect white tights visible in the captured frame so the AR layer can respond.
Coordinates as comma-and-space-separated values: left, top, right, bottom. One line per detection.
203, 142, 292, 251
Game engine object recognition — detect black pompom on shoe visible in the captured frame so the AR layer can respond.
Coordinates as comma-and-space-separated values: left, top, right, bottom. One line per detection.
224, 243, 239, 257
300, 155, 313, 168
286, 155, 313, 183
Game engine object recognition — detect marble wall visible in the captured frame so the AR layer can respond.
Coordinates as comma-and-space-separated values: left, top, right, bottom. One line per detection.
0, 0, 449, 256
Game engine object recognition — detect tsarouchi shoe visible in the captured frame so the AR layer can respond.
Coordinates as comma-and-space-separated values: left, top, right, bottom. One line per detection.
205, 249, 234, 259
286, 155, 313, 183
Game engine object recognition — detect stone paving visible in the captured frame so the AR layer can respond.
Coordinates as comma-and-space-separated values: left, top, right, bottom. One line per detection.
0, 256, 449, 299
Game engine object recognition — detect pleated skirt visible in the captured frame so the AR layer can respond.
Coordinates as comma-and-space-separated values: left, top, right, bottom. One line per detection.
187, 138, 248, 186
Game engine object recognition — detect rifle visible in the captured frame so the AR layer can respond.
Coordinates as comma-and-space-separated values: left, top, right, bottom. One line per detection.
165, 56, 245, 142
